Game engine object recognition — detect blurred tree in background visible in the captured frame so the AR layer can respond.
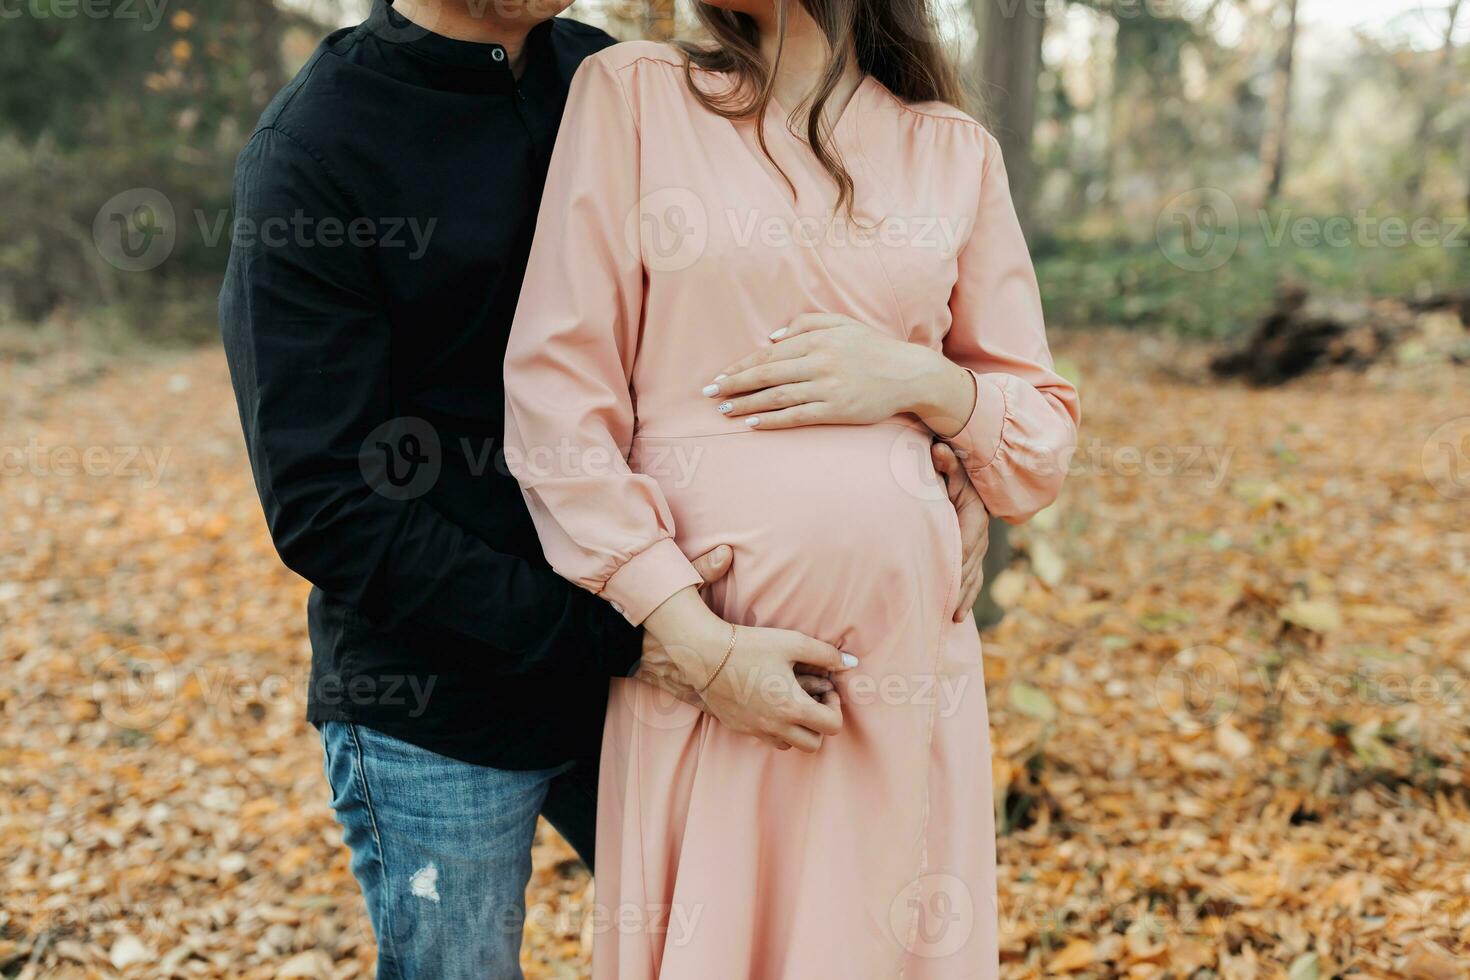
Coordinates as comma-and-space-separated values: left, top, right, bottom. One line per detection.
0, 2, 316, 338
1020, 0, 1469, 336
0, 0, 1464, 342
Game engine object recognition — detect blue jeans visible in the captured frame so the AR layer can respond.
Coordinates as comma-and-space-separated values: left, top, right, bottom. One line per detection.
319, 722, 599, 979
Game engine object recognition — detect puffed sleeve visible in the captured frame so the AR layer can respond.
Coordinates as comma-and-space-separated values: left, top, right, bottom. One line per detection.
942, 129, 1080, 522
503, 53, 702, 626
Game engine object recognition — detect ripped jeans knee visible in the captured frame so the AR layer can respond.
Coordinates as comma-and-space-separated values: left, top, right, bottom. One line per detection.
319, 721, 579, 980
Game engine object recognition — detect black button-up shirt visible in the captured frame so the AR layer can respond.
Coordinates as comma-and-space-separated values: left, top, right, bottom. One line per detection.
218, 1, 639, 769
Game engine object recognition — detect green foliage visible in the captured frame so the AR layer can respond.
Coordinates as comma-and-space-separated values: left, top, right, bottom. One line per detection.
0, 4, 282, 149
0, 2, 288, 334
1, 0, 1463, 345
1035, 216, 1470, 337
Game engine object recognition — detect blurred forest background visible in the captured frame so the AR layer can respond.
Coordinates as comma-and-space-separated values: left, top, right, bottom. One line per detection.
3, 2, 1469, 979
0, 0, 1467, 342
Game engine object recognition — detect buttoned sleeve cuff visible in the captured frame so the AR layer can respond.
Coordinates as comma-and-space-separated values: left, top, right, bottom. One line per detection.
945, 370, 1009, 474
599, 537, 703, 626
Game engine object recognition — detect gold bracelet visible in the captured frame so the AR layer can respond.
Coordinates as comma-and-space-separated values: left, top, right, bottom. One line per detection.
697, 624, 738, 695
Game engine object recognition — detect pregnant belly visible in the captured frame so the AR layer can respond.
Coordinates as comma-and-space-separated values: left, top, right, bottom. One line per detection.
630, 421, 962, 659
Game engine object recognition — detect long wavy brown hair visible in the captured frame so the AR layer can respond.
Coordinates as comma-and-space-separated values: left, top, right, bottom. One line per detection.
678, 0, 963, 215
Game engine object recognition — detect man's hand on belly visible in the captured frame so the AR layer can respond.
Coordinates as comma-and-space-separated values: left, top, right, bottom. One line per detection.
642, 586, 857, 753
634, 545, 836, 714
934, 442, 991, 622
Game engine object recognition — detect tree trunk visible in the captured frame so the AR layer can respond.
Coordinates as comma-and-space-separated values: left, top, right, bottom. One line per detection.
1405, 0, 1463, 206
970, 0, 1047, 628
1097, 19, 1121, 208
645, 0, 676, 41
975, 0, 1047, 228
1258, 0, 1299, 204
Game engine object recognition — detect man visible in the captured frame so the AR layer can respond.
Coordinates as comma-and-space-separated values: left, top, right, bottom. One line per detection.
219, 1, 989, 977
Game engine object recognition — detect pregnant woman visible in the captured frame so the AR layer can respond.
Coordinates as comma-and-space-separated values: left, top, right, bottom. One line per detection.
504, 1, 1079, 975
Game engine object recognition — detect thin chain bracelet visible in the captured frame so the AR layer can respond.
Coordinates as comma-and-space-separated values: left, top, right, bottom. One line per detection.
697, 623, 739, 695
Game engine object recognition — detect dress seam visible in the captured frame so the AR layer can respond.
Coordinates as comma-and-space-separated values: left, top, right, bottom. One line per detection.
846, 90, 912, 337
900, 505, 960, 974
868, 85, 986, 131
611, 54, 714, 88
608, 60, 645, 135
614, 52, 985, 133
632, 687, 658, 973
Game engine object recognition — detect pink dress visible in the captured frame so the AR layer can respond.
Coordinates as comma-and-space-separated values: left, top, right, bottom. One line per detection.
504, 41, 1079, 979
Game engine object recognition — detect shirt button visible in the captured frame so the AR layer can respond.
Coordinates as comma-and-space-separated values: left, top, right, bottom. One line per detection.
491, 47, 506, 62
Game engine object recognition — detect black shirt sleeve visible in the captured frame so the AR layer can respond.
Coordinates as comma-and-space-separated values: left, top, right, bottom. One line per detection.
218, 126, 641, 677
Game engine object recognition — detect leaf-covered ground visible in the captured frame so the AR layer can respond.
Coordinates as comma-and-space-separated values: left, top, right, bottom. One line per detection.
2, 332, 1466, 979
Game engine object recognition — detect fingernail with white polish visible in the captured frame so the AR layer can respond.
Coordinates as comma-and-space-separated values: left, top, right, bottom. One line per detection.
702, 383, 720, 397
745, 417, 761, 427
717, 402, 733, 414
769, 328, 787, 340
841, 653, 859, 668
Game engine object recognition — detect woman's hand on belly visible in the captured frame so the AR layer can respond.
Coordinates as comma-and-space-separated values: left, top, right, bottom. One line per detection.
703, 313, 976, 437
643, 586, 858, 753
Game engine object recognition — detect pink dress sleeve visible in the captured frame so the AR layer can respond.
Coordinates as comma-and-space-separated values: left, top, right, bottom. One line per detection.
942, 130, 1081, 523
503, 55, 702, 626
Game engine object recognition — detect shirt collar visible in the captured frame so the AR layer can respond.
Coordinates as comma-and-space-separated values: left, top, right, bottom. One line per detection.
364, 0, 555, 88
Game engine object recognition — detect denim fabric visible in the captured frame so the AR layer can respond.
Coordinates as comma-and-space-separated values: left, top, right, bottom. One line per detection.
320, 721, 598, 979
